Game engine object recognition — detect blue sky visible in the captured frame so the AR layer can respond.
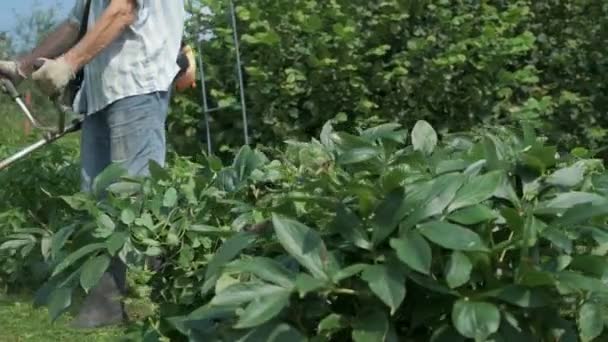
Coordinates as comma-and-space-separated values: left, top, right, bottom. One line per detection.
0, 0, 71, 33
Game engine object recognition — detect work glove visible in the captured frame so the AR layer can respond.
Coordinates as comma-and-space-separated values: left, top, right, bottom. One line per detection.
31, 57, 75, 97
0, 60, 26, 85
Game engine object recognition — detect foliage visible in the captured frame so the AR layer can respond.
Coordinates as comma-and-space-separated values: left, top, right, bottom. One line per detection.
0, 139, 79, 291
2, 0, 608, 340
172, 0, 608, 156
9, 119, 608, 341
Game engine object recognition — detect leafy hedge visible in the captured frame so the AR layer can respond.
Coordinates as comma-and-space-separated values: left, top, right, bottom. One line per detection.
173, 0, 607, 155
5, 119, 607, 341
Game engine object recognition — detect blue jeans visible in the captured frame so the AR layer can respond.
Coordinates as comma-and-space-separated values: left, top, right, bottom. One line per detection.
80, 91, 170, 193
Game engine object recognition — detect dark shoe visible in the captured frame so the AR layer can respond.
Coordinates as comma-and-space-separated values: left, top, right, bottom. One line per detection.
70, 258, 128, 329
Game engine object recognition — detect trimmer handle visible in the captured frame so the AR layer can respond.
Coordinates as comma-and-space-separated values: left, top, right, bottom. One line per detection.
0, 78, 19, 99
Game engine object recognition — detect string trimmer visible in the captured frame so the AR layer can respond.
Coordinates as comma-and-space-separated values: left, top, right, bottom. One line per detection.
0, 43, 197, 172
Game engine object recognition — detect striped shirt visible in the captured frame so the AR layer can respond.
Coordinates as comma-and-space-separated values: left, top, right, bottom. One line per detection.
68, 0, 186, 115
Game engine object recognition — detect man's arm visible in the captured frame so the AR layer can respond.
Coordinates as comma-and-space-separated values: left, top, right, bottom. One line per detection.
63, 0, 138, 72
17, 21, 80, 76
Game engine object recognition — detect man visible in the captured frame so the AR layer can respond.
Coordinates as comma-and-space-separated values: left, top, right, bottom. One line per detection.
0, 0, 186, 329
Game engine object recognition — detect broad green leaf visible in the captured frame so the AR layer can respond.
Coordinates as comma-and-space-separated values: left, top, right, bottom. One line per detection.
522, 213, 545, 247
361, 123, 407, 143
51, 225, 76, 259
234, 290, 291, 329
47, 287, 72, 322
332, 264, 367, 283
448, 171, 502, 212
452, 300, 501, 341
521, 144, 557, 173
518, 267, 555, 287
419, 173, 466, 218
227, 257, 295, 289
106, 231, 129, 256
318, 313, 347, 337
569, 255, 608, 281
331, 132, 374, 150
435, 159, 468, 174
272, 214, 329, 281
80, 255, 111, 292
463, 160, 486, 177
211, 283, 288, 307
556, 202, 608, 227
0, 239, 30, 250
482, 135, 501, 171
489, 285, 550, 308
411, 120, 437, 155
401, 173, 465, 230
233, 145, 267, 182
144, 246, 163, 257
406, 271, 459, 296
236, 322, 307, 342
52, 243, 107, 277
448, 205, 497, 225
535, 192, 608, 215
120, 208, 136, 225
148, 160, 170, 181
361, 265, 406, 315
41, 236, 52, 260
186, 305, 236, 322
97, 214, 115, 232
371, 189, 406, 246
540, 227, 572, 254
203, 232, 257, 292
107, 181, 142, 196
331, 205, 371, 250
338, 147, 381, 165
93, 163, 127, 197
390, 230, 432, 275
352, 309, 397, 342
418, 221, 489, 252
295, 273, 327, 297
135, 212, 155, 230
555, 271, 608, 294
546, 163, 585, 188
163, 187, 178, 207
445, 251, 472, 289
60, 193, 92, 211
320, 121, 335, 150
493, 172, 521, 208
578, 302, 603, 342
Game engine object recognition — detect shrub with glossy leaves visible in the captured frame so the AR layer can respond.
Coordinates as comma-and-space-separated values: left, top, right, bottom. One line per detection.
20, 119, 608, 341
174, 0, 608, 155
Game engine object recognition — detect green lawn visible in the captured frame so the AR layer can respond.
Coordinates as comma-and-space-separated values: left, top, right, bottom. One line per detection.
0, 294, 156, 342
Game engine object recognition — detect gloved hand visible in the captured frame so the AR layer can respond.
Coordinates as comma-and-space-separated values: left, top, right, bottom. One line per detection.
31, 57, 75, 97
0, 60, 26, 85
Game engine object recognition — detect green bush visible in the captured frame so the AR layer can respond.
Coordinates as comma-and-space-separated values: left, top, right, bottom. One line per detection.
17, 118, 608, 341
0, 138, 79, 291
173, 0, 607, 154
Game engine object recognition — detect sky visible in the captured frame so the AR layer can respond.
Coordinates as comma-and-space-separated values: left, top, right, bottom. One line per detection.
0, 0, 72, 34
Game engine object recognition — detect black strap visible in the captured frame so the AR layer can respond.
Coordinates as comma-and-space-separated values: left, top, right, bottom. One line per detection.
65, 0, 91, 108
73, 0, 91, 84
79, 0, 92, 42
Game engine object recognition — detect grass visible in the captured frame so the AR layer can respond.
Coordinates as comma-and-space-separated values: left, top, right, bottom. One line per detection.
0, 295, 123, 342
0, 292, 157, 342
